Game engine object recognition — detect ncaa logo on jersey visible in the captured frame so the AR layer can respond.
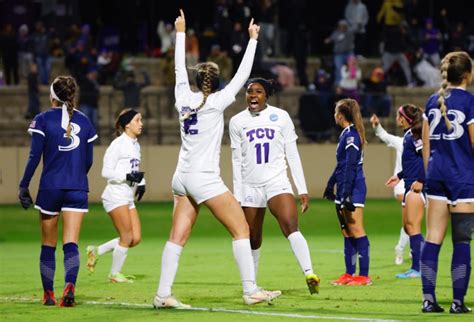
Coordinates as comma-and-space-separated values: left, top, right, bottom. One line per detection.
58, 122, 81, 152
269, 114, 278, 122
244, 195, 254, 203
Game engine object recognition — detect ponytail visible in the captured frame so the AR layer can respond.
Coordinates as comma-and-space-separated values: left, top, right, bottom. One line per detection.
336, 98, 366, 149
51, 76, 77, 138
186, 62, 219, 119
398, 104, 424, 140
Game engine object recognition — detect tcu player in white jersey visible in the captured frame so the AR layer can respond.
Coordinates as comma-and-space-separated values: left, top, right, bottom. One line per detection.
229, 78, 320, 295
369, 114, 410, 265
86, 108, 145, 283
153, 10, 277, 309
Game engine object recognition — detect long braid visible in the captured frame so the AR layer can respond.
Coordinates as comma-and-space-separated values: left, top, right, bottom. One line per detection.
52, 76, 77, 138
197, 64, 213, 110
437, 56, 451, 131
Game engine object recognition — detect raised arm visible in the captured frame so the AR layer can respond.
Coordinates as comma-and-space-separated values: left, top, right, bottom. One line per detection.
370, 114, 403, 151
174, 9, 190, 102
223, 18, 260, 97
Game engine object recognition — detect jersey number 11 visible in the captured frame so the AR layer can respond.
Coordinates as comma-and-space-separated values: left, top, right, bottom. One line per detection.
255, 142, 270, 164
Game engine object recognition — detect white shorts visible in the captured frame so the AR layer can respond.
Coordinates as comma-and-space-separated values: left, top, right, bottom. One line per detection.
394, 180, 405, 198
102, 184, 136, 213
172, 171, 229, 204
240, 174, 294, 208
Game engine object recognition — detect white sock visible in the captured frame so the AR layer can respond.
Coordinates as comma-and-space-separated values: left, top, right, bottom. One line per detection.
251, 248, 261, 280
288, 231, 314, 276
397, 227, 409, 249
157, 241, 183, 298
232, 239, 257, 295
110, 244, 128, 274
98, 238, 119, 256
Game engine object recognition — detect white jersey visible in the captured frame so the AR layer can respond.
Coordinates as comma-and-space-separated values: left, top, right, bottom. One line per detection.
230, 105, 308, 195
174, 32, 257, 173
101, 133, 144, 200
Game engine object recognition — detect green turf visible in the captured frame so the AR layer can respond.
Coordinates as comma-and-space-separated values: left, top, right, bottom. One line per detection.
0, 200, 472, 321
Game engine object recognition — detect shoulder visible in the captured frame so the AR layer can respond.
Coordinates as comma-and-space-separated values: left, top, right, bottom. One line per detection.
268, 105, 291, 121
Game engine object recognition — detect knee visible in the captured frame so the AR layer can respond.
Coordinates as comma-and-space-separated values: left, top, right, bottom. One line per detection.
119, 231, 134, 247
250, 237, 262, 250
451, 213, 473, 244
130, 237, 141, 248
404, 223, 417, 235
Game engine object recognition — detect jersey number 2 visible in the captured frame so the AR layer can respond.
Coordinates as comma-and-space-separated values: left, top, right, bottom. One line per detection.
255, 142, 269, 164
428, 109, 465, 140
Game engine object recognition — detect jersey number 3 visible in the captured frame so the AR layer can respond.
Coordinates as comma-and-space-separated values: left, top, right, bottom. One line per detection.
255, 142, 270, 164
428, 109, 465, 140
184, 114, 198, 135
59, 123, 81, 151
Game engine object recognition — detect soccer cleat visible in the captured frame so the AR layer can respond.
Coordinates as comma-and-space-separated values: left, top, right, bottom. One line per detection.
422, 300, 444, 313
59, 283, 75, 307
260, 288, 282, 300
395, 245, 404, 265
396, 268, 421, 279
153, 295, 191, 309
242, 289, 273, 305
331, 273, 354, 285
43, 290, 56, 306
108, 272, 136, 283
306, 273, 320, 294
347, 275, 372, 285
450, 302, 472, 314
86, 245, 98, 273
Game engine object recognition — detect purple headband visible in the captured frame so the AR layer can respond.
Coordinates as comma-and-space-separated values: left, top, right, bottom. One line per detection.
398, 106, 413, 124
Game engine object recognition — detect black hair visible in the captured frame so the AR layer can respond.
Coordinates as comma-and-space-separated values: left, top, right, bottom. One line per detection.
246, 78, 275, 98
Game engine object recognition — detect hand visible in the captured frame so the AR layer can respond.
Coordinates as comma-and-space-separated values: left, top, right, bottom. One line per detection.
385, 175, 400, 188
369, 114, 379, 128
323, 186, 336, 201
342, 195, 356, 212
135, 185, 146, 201
175, 9, 186, 33
248, 18, 260, 40
126, 171, 145, 184
411, 181, 423, 193
299, 194, 309, 214
18, 187, 33, 209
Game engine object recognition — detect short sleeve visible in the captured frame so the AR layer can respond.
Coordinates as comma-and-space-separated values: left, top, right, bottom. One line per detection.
282, 112, 298, 144
413, 137, 423, 152
468, 95, 474, 125
424, 94, 437, 121
345, 133, 360, 151
27, 113, 45, 137
87, 120, 98, 143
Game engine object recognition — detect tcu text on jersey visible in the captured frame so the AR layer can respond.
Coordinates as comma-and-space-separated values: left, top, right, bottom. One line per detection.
246, 127, 275, 142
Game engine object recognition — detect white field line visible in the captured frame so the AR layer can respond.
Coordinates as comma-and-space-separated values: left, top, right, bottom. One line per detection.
0, 296, 403, 322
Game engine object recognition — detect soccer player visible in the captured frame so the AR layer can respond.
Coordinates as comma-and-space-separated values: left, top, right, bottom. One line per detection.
324, 98, 372, 286
229, 78, 320, 295
370, 114, 409, 265
386, 104, 425, 279
153, 10, 275, 308
86, 108, 145, 283
18, 76, 98, 306
420, 51, 474, 314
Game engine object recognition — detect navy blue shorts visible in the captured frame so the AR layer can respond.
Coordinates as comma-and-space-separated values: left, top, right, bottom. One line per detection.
425, 179, 474, 206
335, 178, 367, 208
35, 189, 88, 215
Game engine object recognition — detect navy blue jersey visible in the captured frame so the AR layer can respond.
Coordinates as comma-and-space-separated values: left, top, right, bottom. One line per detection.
398, 129, 425, 190
329, 125, 365, 197
424, 89, 474, 184
20, 108, 98, 191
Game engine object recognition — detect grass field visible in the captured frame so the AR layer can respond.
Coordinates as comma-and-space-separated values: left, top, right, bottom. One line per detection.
0, 199, 472, 321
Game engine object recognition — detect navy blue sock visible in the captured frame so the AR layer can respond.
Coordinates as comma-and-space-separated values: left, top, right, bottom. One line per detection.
344, 237, 356, 275
40, 245, 56, 292
63, 243, 79, 286
420, 241, 441, 303
409, 234, 424, 272
355, 236, 370, 276
451, 243, 470, 305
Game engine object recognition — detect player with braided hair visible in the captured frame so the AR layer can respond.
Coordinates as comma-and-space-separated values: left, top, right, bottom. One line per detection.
153, 10, 278, 309
18, 75, 98, 307
386, 104, 425, 280
420, 51, 474, 314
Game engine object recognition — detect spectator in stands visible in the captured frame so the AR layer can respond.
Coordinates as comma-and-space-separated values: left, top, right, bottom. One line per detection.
230, 22, 247, 75
97, 49, 121, 85
381, 23, 414, 86
376, 0, 404, 28
25, 63, 40, 119
185, 29, 200, 67
157, 21, 175, 56
0, 23, 19, 85
213, 0, 233, 53
78, 68, 100, 129
421, 18, 442, 67
113, 68, 150, 110
17, 24, 33, 80
344, 0, 369, 58
362, 67, 391, 117
313, 68, 334, 114
256, 0, 276, 58
207, 44, 232, 86
31, 21, 51, 85
337, 55, 361, 102
324, 20, 354, 86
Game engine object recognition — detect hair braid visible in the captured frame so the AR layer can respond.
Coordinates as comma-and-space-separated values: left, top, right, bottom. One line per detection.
52, 76, 77, 138
437, 57, 451, 131
197, 65, 212, 110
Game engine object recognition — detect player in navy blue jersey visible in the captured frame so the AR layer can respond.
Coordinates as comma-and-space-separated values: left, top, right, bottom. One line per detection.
420, 51, 474, 314
18, 75, 98, 307
324, 98, 371, 286
386, 104, 425, 280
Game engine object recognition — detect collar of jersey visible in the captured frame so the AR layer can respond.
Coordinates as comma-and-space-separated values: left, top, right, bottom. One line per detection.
122, 132, 138, 142
248, 104, 270, 117
340, 124, 353, 137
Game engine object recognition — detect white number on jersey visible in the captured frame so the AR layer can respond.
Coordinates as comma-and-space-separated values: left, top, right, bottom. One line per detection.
428, 109, 465, 141
59, 122, 81, 151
